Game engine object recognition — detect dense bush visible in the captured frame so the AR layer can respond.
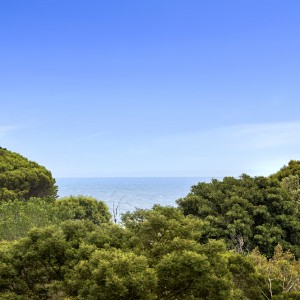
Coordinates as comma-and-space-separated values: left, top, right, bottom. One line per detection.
271, 160, 300, 181
0, 147, 57, 203
56, 195, 111, 225
177, 174, 300, 257
1, 150, 300, 299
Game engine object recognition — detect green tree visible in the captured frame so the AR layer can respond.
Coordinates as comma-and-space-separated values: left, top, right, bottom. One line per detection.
86, 222, 129, 250
227, 252, 263, 299
0, 147, 57, 203
69, 248, 156, 300
155, 240, 233, 299
0, 226, 68, 299
122, 206, 238, 299
177, 175, 300, 257
0, 198, 70, 241
280, 175, 300, 203
55, 195, 111, 224
122, 205, 204, 262
271, 160, 300, 181
0, 221, 98, 299
250, 245, 300, 299
0, 196, 111, 241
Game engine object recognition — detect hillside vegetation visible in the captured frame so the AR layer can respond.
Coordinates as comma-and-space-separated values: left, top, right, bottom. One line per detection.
1, 148, 300, 299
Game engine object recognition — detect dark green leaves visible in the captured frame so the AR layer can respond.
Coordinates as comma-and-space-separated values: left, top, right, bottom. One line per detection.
0, 148, 57, 203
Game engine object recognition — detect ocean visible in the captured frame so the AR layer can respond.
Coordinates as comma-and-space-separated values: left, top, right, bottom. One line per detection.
56, 177, 213, 216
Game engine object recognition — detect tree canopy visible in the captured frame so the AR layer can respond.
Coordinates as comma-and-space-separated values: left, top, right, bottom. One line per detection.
0, 147, 57, 203
1, 150, 300, 299
271, 160, 300, 181
177, 174, 300, 257
56, 195, 111, 224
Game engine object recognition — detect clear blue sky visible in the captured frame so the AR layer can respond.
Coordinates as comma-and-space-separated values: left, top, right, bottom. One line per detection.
1, 0, 300, 178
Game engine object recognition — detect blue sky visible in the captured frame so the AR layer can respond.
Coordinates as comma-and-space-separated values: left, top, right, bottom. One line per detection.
1, 0, 300, 178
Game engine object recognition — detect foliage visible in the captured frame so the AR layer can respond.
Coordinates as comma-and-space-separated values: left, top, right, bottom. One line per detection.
0, 222, 98, 299
56, 195, 111, 224
122, 206, 238, 299
0, 217, 236, 300
122, 205, 204, 262
69, 249, 156, 300
155, 240, 234, 300
250, 245, 300, 299
1, 209, 300, 299
0, 198, 70, 240
177, 175, 300, 257
0, 195, 111, 242
86, 223, 129, 250
0, 147, 57, 203
1, 151, 300, 299
227, 252, 263, 299
280, 175, 300, 203
271, 160, 300, 181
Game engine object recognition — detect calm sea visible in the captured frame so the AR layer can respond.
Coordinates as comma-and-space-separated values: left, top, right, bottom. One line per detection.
56, 177, 213, 216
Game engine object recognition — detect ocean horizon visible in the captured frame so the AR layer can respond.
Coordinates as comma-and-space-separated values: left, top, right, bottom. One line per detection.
56, 177, 218, 217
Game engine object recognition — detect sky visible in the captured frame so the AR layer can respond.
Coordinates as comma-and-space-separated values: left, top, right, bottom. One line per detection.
0, 0, 300, 178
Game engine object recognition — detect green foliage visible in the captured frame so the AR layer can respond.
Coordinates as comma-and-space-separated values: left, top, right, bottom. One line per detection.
271, 160, 300, 181
56, 195, 111, 224
0, 208, 252, 300
122, 205, 204, 262
0, 196, 111, 241
0, 221, 98, 299
86, 223, 129, 250
0, 226, 68, 299
69, 249, 156, 300
250, 245, 300, 299
0, 198, 70, 241
1, 150, 300, 299
122, 206, 236, 299
0, 147, 57, 203
156, 239, 234, 299
227, 252, 263, 299
177, 175, 300, 257
280, 175, 300, 203
156, 245, 232, 299
2, 206, 298, 299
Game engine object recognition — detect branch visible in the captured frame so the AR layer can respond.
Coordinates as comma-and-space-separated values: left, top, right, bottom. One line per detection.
162, 280, 194, 300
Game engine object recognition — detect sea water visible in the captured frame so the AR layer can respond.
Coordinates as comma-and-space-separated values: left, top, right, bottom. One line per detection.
56, 177, 213, 216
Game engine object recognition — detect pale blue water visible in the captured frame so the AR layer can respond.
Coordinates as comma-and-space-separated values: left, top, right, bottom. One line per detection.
56, 177, 213, 216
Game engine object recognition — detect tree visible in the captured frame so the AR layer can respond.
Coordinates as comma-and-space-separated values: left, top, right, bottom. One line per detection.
280, 175, 300, 203
0, 226, 68, 299
0, 221, 98, 299
122, 205, 204, 262
0, 198, 70, 241
177, 175, 300, 257
250, 245, 300, 299
271, 160, 300, 181
155, 240, 233, 299
0, 147, 57, 203
55, 195, 111, 224
227, 252, 263, 299
122, 206, 238, 299
69, 248, 156, 300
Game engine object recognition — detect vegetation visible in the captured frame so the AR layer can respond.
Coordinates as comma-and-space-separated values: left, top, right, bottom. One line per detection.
1, 149, 300, 299
271, 160, 300, 181
0, 147, 57, 203
177, 174, 300, 257
56, 195, 111, 225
